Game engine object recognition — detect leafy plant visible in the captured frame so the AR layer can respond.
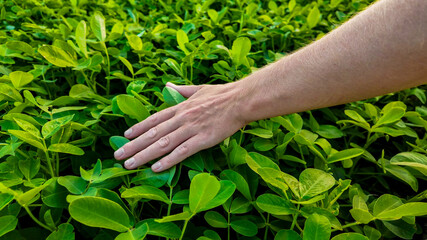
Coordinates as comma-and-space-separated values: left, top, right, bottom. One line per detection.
0, 0, 426, 239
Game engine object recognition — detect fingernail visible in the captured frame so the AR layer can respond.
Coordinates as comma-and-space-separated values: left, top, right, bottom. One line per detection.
124, 128, 132, 137
125, 158, 135, 168
166, 82, 177, 88
114, 148, 124, 158
152, 162, 162, 171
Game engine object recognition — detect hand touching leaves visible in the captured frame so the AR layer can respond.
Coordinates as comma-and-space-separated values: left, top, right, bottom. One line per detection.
114, 82, 247, 172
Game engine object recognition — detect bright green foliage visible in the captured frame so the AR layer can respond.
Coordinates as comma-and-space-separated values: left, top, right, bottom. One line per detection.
0, 0, 426, 239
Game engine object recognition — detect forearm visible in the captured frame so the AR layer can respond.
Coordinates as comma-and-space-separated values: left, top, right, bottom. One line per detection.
236, 0, 426, 123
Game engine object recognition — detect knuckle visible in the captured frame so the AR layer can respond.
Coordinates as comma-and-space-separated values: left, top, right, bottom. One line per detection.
158, 136, 170, 148
147, 127, 157, 138
177, 144, 189, 155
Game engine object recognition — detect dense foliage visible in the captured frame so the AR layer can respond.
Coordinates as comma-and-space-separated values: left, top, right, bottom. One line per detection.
0, 0, 426, 239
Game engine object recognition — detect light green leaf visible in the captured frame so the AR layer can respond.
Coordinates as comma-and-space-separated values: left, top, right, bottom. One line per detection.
189, 173, 221, 213
307, 6, 321, 29
376, 202, 427, 220
375, 107, 405, 127
155, 211, 192, 223
363, 226, 381, 240
116, 95, 149, 122
177, 29, 190, 55
299, 169, 335, 199
200, 180, 236, 211
0, 83, 23, 102
49, 143, 84, 155
42, 115, 74, 139
69, 196, 131, 232
9, 71, 34, 88
13, 118, 41, 139
303, 214, 331, 240
142, 219, 181, 239
0, 193, 14, 211
390, 152, 427, 176
384, 162, 418, 191
246, 152, 280, 174
121, 186, 169, 204
90, 12, 106, 42
162, 86, 186, 106
316, 125, 344, 139
327, 148, 364, 163
231, 37, 251, 68
164, 58, 183, 77
256, 193, 295, 215
372, 194, 403, 217
8, 130, 46, 150
331, 233, 368, 240
126, 34, 142, 51
244, 128, 273, 138
38, 45, 77, 67
76, 20, 88, 58
17, 178, 53, 206
119, 56, 134, 76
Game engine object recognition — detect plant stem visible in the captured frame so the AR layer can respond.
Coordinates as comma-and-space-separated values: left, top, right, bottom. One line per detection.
290, 204, 300, 230
263, 213, 270, 240
179, 219, 189, 240
24, 206, 54, 232
332, 222, 360, 232
43, 150, 55, 178
227, 211, 231, 240
167, 186, 173, 216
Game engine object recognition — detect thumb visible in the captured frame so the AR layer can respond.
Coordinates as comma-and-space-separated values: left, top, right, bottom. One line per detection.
166, 82, 202, 98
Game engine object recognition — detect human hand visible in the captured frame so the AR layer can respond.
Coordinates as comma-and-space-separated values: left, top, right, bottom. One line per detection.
113, 82, 247, 172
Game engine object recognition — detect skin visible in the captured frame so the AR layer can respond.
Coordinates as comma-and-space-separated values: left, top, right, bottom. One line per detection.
114, 0, 427, 172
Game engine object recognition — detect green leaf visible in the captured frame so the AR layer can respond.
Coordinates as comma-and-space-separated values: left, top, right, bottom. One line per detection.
303, 214, 331, 240
231, 37, 251, 68
164, 58, 184, 77
0, 83, 23, 102
256, 193, 295, 215
257, 167, 289, 193
376, 202, 427, 220
155, 211, 192, 223
6, 40, 33, 55
141, 219, 181, 238
0, 193, 14, 211
200, 180, 236, 211
350, 195, 374, 224
8, 130, 46, 150
327, 148, 364, 163
121, 186, 169, 204
382, 219, 416, 239
115, 223, 148, 240
390, 152, 427, 176
204, 211, 227, 228
363, 226, 381, 240
220, 170, 251, 200
17, 178, 53, 207
41, 179, 68, 208
131, 168, 170, 188
300, 206, 342, 230
126, 34, 142, 51
177, 29, 190, 55
90, 12, 106, 42
372, 194, 403, 217
58, 176, 87, 195
48, 143, 84, 155
384, 161, 418, 191
0, 215, 18, 238
316, 125, 344, 139
69, 196, 131, 232
307, 6, 321, 29
46, 223, 75, 240
375, 107, 405, 127
230, 219, 258, 237
162, 86, 186, 106
345, 110, 367, 123
13, 118, 41, 139
275, 229, 302, 240
19, 157, 40, 180
299, 169, 335, 199
246, 152, 280, 174
9, 71, 34, 88
116, 95, 149, 122
189, 173, 221, 213
38, 45, 77, 67
109, 136, 130, 151
244, 128, 273, 138
76, 20, 88, 58
331, 233, 368, 240
119, 56, 134, 76
42, 115, 74, 139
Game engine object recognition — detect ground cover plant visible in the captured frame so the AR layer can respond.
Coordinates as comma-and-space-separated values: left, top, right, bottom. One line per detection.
0, 0, 426, 239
